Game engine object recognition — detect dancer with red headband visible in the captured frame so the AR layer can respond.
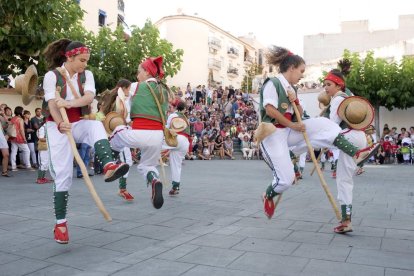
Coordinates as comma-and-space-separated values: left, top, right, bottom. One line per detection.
322, 63, 378, 233
109, 56, 173, 209
259, 46, 379, 220
42, 39, 130, 244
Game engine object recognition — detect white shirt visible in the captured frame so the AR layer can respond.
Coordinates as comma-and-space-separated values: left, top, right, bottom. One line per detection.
329, 92, 346, 125
37, 125, 46, 139
43, 64, 95, 102
262, 74, 293, 113
166, 112, 179, 128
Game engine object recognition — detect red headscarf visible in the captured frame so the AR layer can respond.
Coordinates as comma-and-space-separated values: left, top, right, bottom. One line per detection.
141, 56, 165, 79
324, 72, 345, 89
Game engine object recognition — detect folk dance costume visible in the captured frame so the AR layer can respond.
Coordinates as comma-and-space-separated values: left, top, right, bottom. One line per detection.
110, 56, 171, 209
322, 71, 376, 233
162, 102, 190, 195
260, 75, 378, 219
36, 124, 52, 184
43, 41, 129, 244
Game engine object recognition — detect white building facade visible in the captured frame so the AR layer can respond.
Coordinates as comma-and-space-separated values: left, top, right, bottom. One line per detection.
78, 0, 126, 33
155, 15, 257, 90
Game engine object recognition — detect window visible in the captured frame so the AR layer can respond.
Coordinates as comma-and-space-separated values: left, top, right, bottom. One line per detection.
98, 9, 107, 27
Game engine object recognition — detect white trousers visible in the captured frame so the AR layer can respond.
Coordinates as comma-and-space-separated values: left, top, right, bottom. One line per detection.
119, 147, 133, 178
162, 134, 189, 183
337, 129, 367, 205
47, 120, 108, 192
110, 126, 163, 181
28, 142, 37, 165
242, 148, 253, 158
38, 150, 49, 171
10, 142, 31, 169
298, 152, 307, 168
261, 117, 341, 194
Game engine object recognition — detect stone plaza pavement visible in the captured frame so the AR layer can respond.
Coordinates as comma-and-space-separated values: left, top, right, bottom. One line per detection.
0, 160, 414, 276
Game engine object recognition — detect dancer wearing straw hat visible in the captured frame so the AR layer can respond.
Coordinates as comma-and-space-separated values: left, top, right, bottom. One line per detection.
102, 79, 135, 202
259, 46, 380, 219
109, 56, 174, 210
322, 66, 377, 233
42, 39, 130, 244
162, 100, 190, 195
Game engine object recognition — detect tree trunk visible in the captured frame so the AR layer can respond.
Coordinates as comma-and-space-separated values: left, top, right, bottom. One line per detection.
374, 104, 381, 141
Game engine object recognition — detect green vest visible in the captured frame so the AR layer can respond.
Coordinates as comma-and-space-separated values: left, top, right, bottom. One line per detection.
323, 92, 348, 129
42, 70, 88, 118
260, 77, 297, 124
176, 111, 190, 135
130, 81, 168, 122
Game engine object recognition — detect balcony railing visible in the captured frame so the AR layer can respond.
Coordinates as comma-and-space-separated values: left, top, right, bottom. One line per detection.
208, 58, 221, 70
227, 66, 239, 78
208, 38, 222, 50
227, 47, 239, 58
244, 55, 254, 65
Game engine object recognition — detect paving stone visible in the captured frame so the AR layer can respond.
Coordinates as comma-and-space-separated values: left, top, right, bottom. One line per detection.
381, 238, 414, 254
111, 258, 194, 276
181, 265, 264, 276
330, 233, 382, 249
156, 244, 199, 261
25, 264, 83, 276
231, 237, 300, 255
189, 233, 245, 248
228, 251, 308, 275
284, 231, 334, 245
178, 246, 244, 267
292, 243, 351, 262
0, 258, 51, 276
233, 226, 292, 240
300, 259, 384, 276
102, 236, 160, 254
385, 268, 414, 276
348, 248, 414, 270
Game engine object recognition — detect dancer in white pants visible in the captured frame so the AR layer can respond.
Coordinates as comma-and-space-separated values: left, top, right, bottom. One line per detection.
110, 56, 172, 210
322, 67, 376, 233
43, 38, 129, 244
259, 46, 379, 220
36, 123, 52, 184
162, 101, 190, 195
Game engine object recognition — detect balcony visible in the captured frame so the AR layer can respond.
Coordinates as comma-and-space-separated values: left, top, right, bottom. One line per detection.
227, 47, 239, 59
244, 55, 254, 66
227, 66, 239, 78
208, 38, 222, 50
208, 58, 221, 70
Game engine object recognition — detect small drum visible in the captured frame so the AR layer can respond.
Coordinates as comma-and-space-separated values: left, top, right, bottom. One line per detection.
401, 146, 410, 154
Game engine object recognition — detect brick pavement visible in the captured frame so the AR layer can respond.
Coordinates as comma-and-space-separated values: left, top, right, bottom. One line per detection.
0, 161, 413, 276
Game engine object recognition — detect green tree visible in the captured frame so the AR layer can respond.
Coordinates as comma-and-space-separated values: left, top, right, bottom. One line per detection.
342, 50, 414, 136
242, 62, 263, 93
0, 0, 84, 76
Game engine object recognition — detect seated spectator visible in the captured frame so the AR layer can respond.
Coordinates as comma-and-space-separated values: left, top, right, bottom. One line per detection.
251, 136, 260, 160
375, 146, 385, 165
224, 136, 235, 160
214, 135, 224, 159
241, 135, 253, 160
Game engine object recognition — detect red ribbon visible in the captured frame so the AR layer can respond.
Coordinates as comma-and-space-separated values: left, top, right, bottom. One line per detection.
324, 72, 345, 89
141, 56, 165, 79
65, 47, 90, 58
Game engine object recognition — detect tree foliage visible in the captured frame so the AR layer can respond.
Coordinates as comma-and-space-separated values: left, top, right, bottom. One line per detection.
1, 0, 183, 92
0, 0, 84, 74
342, 49, 414, 135
242, 62, 263, 93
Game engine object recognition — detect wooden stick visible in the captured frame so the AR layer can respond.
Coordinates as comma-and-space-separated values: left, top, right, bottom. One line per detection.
291, 101, 341, 220
274, 194, 282, 210
310, 148, 326, 176
55, 88, 112, 221
159, 157, 169, 189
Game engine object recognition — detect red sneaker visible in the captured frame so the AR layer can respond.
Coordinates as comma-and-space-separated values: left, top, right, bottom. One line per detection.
54, 222, 69, 244
103, 162, 129, 182
118, 189, 134, 202
332, 171, 336, 178
151, 179, 164, 209
262, 193, 275, 219
43, 177, 53, 183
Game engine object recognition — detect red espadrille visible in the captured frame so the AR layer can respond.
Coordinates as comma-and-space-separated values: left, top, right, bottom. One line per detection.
118, 189, 134, 202
54, 222, 69, 244
262, 193, 275, 219
103, 162, 129, 182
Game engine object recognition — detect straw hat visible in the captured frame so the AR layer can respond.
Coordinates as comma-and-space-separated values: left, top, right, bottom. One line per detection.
317, 91, 331, 109
337, 96, 374, 130
103, 111, 126, 135
14, 65, 38, 105
170, 117, 187, 132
